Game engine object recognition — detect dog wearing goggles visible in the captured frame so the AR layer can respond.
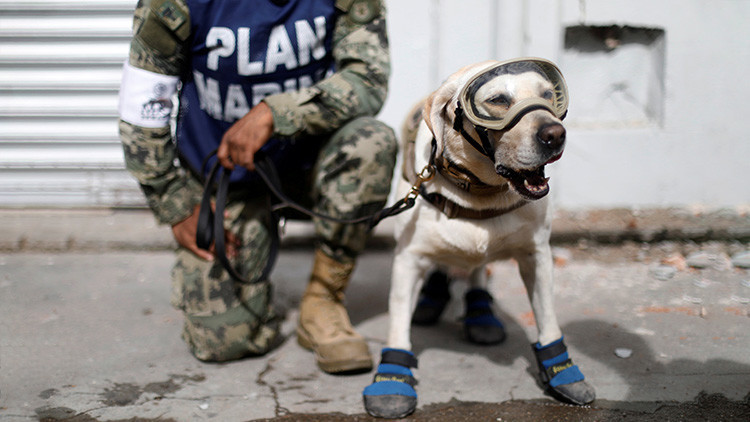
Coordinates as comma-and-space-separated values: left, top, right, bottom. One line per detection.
362, 58, 595, 418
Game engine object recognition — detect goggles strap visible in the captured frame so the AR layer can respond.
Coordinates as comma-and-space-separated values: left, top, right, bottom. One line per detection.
453, 103, 493, 159
475, 125, 494, 158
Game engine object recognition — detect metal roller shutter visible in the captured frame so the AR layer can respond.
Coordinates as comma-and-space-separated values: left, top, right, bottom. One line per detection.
0, 0, 144, 207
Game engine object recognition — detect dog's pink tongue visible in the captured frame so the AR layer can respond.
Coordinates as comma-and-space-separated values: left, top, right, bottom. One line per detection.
546, 151, 563, 164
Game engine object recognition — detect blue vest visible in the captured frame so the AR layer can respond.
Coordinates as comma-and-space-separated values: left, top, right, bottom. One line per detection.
177, 0, 337, 182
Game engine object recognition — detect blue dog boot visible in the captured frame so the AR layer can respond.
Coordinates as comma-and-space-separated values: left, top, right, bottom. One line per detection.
412, 270, 451, 326
363, 348, 419, 419
463, 288, 506, 345
533, 337, 595, 405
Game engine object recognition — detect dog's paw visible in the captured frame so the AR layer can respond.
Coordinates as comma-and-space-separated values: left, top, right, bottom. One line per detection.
362, 348, 419, 419
547, 379, 596, 405
463, 288, 506, 345
532, 337, 596, 405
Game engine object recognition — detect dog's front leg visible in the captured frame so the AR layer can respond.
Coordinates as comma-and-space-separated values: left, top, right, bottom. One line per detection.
387, 250, 430, 350
363, 249, 427, 419
516, 245, 561, 346
516, 245, 596, 405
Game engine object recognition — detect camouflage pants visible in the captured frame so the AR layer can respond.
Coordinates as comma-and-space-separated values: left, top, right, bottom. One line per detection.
171, 117, 397, 362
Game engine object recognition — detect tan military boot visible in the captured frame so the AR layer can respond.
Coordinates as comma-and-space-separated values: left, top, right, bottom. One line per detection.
297, 249, 373, 373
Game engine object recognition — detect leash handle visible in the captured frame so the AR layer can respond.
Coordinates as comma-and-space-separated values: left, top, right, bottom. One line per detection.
195, 160, 279, 285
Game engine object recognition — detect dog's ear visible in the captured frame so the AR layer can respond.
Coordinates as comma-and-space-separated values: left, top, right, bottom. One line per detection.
423, 79, 458, 144
423, 62, 493, 144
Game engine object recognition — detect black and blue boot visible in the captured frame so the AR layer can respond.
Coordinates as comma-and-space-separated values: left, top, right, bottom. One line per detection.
463, 288, 506, 345
532, 337, 595, 405
411, 270, 451, 326
362, 348, 419, 419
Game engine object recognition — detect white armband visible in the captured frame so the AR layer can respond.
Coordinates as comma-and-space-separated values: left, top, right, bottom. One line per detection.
118, 61, 180, 128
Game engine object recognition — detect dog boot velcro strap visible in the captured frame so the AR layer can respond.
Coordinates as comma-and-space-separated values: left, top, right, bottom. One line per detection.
463, 289, 506, 345
381, 348, 419, 368
363, 349, 418, 419
533, 337, 584, 387
372, 364, 418, 387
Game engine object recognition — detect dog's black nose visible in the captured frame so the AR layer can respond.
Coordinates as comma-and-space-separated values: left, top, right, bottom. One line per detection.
536, 123, 566, 150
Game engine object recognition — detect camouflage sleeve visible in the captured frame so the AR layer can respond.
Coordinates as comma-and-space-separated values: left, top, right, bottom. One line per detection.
119, 0, 200, 225
119, 122, 203, 225
262, 0, 391, 138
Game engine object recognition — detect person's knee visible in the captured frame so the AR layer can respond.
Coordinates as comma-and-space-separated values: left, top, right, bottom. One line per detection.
182, 304, 280, 362
319, 117, 397, 201
341, 117, 397, 163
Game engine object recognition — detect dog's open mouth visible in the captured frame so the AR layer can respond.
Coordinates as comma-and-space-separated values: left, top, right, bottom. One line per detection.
496, 153, 562, 200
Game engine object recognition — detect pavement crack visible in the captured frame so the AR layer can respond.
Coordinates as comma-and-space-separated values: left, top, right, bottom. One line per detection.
257, 355, 289, 417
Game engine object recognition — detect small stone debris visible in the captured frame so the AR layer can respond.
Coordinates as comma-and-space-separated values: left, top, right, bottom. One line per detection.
650, 264, 677, 280
686, 251, 732, 270
614, 348, 633, 358
731, 251, 750, 269
685, 251, 716, 269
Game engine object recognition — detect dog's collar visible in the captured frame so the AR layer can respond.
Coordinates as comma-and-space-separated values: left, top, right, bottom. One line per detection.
419, 186, 528, 219
402, 136, 511, 196
403, 136, 528, 219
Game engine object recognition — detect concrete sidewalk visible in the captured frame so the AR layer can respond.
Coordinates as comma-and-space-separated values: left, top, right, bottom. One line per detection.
1, 209, 749, 421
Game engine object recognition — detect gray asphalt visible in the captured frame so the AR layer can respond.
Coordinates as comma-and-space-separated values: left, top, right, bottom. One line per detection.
1, 210, 749, 421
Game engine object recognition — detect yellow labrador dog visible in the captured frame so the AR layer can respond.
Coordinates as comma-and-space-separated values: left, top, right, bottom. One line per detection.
363, 58, 595, 418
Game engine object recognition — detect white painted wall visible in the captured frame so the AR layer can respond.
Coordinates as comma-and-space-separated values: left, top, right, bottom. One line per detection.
1, 0, 748, 210
379, 0, 750, 210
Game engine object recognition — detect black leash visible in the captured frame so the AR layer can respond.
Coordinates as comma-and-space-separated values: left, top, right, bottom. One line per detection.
196, 151, 419, 285
195, 157, 281, 285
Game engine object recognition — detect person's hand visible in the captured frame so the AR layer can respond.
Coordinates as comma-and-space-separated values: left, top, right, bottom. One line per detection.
171, 205, 240, 261
217, 101, 274, 171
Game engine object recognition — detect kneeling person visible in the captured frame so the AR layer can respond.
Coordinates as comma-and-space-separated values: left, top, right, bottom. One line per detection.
118, 0, 396, 372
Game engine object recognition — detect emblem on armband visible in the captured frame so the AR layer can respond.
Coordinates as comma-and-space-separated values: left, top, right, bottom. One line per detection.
140, 83, 173, 122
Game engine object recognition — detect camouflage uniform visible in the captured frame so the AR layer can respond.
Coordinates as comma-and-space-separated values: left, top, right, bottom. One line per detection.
120, 0, 396, 361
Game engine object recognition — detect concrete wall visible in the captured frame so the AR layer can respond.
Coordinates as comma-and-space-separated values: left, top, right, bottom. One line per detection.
379, 0, 750, 210
1, 0, 747, 210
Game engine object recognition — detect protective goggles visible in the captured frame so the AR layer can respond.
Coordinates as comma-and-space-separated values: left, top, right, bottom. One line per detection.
457, 57, 569, 131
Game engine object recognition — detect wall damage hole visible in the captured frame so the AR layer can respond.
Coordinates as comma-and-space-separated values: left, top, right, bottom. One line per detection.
561, 24, 666, 128
565, 25, 665, 52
